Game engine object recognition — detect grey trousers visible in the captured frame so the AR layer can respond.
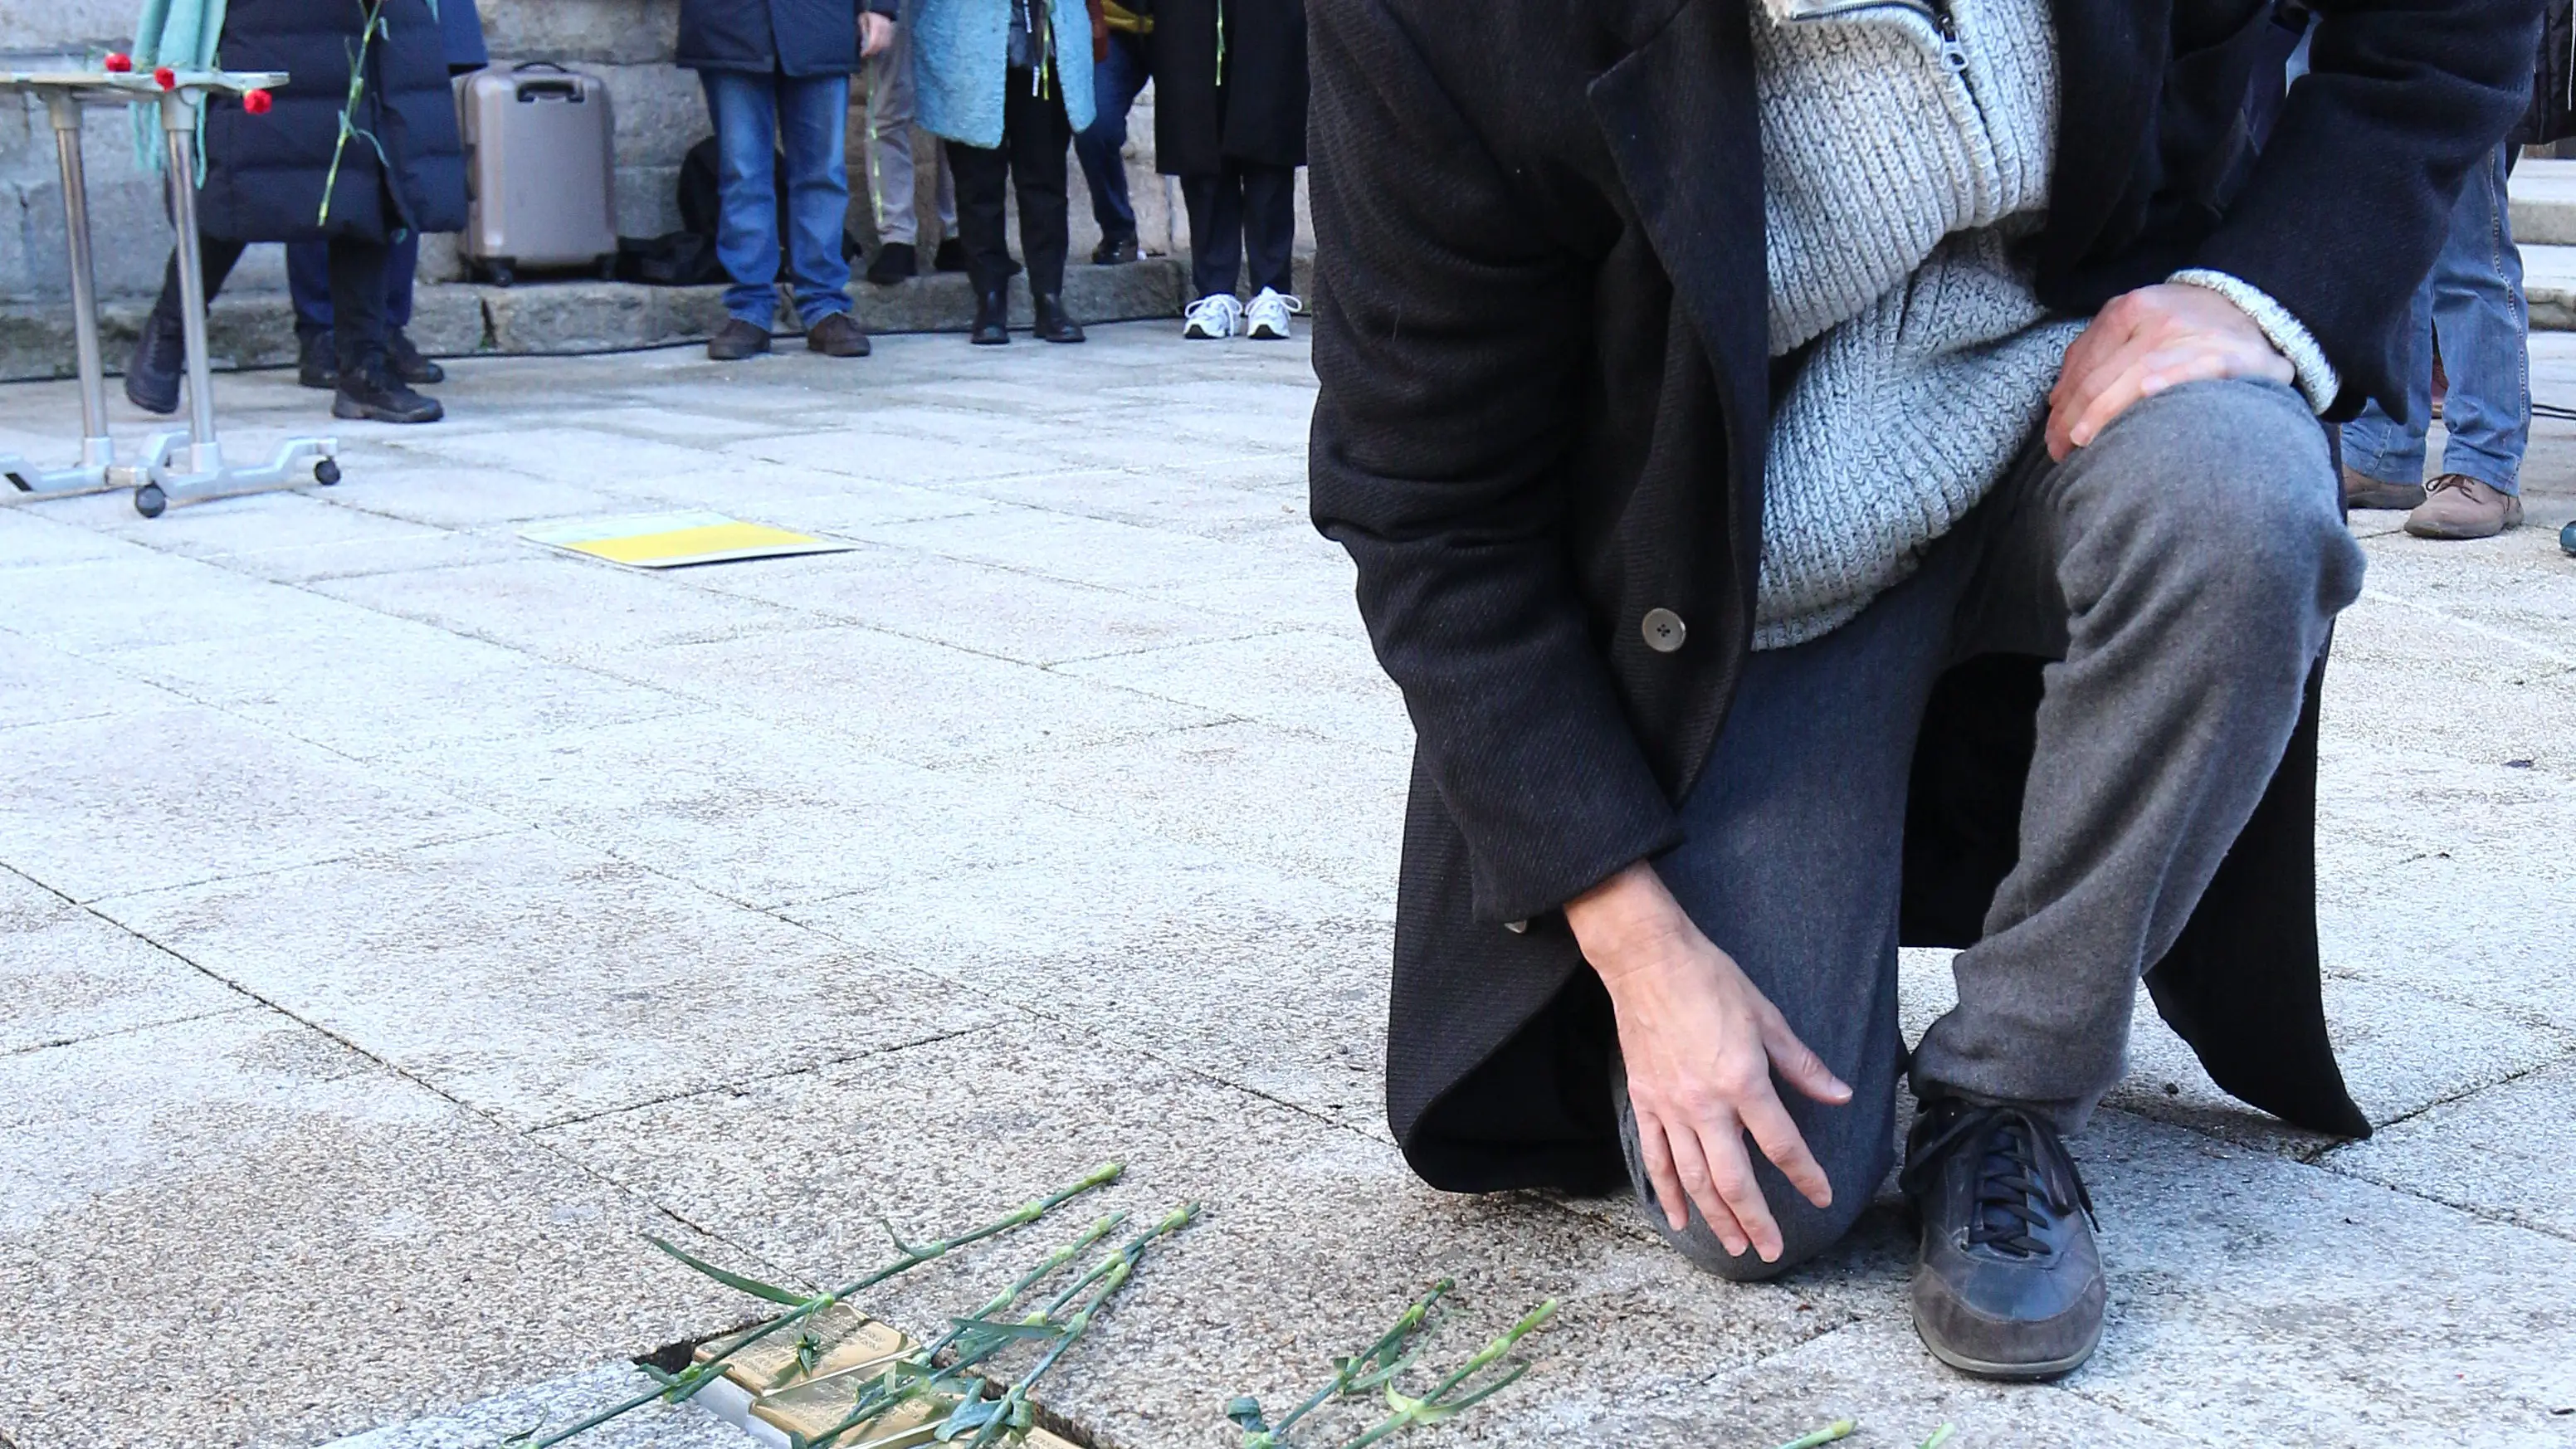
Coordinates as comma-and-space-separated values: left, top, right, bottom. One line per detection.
859, 19, 955, 247
1616, 378, 2365, 1281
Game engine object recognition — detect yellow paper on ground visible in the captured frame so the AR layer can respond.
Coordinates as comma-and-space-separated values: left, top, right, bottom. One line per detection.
520, 510, 853, 568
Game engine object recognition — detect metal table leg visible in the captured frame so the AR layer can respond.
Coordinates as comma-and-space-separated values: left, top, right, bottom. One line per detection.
133, 87, 335, 519
0, 91, 120, 501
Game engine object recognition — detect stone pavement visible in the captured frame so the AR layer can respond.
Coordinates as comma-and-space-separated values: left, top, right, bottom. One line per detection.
2, 326, 2573, 1449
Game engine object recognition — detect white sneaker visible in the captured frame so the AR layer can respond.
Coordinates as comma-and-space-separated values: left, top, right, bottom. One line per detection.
1183, 293, 1242, 339
1245, 287, 1304, 340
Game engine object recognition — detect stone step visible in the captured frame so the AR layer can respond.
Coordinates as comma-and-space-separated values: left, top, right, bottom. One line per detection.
0, 256, 1259, 383
2510, 158, 2576, 246
2524, 243, 2576, 331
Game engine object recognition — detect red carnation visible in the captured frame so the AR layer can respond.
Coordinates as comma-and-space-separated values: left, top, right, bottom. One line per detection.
242, 88, 273, 115
103, 52, 133, 73
153, 66, 177, 90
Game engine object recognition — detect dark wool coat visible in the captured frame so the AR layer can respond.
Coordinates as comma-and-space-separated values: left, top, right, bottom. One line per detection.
677, 0, 895, 78
2530, 0, 2574, 143
1152, 0, 1306, 173
200, 0, 466, 244
1307, 0, 2542, 1194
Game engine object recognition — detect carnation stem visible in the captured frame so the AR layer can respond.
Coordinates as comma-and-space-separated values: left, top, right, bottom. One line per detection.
506, 1163, 1123, 1449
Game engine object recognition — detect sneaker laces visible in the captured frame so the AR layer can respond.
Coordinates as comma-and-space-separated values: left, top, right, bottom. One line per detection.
1253, 290, 1305, 316
1185, 294, 1242, 331
1899, 1103, 2096, 1259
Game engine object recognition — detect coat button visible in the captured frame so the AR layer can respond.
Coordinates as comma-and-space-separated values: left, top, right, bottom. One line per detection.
1641, 607, 1686, 652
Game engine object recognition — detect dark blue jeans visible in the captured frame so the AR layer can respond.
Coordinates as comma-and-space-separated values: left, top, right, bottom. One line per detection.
700, 67, 854, 328
1074, 32, 1150, 246
2343, 140, 2530, 495
288, 232, 417, 338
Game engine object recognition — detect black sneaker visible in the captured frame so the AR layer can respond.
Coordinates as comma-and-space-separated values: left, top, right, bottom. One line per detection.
806, 311, 871, 357
123, 310, 185, 415
933, 237, 969, 273
1898, 1098, 2105, 1380
1092, 234, 1139, 266
866, 242, 917, 285
707, 318, 773, 361
297, 329, 338, 390
386, 328, 444, 385
332, 358, 445, 424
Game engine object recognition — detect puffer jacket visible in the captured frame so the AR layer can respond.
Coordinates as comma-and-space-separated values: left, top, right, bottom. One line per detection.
199, 0, 466, 243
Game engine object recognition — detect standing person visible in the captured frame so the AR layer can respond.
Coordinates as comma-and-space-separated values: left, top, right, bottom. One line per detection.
859, 3, 962, 284
285, 0, 486, 394
914, 0, 1102, 344
1076, 1, 1154, 266
2340, 2, 2573, 540
677, 0, 884, 361
1308, 0, 2531, 1382
123, 0, 464, 424
1155, 0, 1304, 340
2339, 138, 2530, 538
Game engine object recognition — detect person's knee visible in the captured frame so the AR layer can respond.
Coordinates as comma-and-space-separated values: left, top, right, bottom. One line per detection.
2072, 378, 2364, 627
1654, 1154, 1885, 1283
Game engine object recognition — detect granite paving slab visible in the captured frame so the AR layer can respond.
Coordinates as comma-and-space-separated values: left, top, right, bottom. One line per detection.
2320, 1059, 2576, 1242
957, 718, 1408, 895
0, 704, 509, 902
600, 622, 1223, 768
1056, 628, 1415, 756
0, 1012, 749, 1449
310, 555, 819, 666
379, 709, 1147, 913
781, 846, 1394, 1131
678, 541, 1271, 666
92, 830, 1004, 1129
2062, 1110, 2576, 1444
0, 629, 183, 729
531, 1023, 1861, 1449
848, 505, 1297, 597
105, 614, 697, 764
0, 549, 362, 655
0, 866, 251, 1055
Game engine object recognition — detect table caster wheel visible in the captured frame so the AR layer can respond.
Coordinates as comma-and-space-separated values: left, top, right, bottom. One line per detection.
134, 482, 166, 518
314, 457, 341, 485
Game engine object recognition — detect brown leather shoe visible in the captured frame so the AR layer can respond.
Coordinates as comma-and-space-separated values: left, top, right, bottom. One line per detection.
707, 318, 773, 361
806, 311, 871, 357
2405, 475, 2524, 540
2342, 466, 2426, 511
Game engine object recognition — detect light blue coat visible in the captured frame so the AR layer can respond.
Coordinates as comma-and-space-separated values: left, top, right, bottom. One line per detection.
909, 0, 1095, 149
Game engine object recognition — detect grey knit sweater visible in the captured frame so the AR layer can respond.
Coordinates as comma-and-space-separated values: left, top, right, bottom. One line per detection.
1750, 0, 2081, 649
1748, 0, 2338, 648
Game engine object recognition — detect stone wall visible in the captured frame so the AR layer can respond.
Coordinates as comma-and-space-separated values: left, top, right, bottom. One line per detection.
0, 0, 1267, 310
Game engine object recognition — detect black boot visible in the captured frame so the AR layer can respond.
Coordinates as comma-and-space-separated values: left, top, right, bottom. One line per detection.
969, 289, 1011, 345
123, 308, 186, 414
865, 242, 917, 285
297, 329, 338, 390
333, 353, 445, 424
386, 328, 444, 384
1898, 1098, 2105, 1380
1031, 292, 1085, 344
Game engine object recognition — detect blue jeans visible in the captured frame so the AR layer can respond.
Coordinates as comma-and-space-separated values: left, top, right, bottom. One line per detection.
288, 232, 417, 337
700, 68, 854, 328
2343, 141, 2530, 495
1074, 32, 1150, 245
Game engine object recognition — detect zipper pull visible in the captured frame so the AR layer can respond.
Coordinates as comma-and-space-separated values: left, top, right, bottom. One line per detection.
1934, 4, 1968, 71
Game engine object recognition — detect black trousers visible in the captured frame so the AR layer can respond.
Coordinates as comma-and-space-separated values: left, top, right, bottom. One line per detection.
1181, 161, 1295, 299
154, 236, 392, 374
948, 69, 1073, 298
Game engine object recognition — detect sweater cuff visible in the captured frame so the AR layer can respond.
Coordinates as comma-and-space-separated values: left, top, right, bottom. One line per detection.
2169, 269, 2341, 415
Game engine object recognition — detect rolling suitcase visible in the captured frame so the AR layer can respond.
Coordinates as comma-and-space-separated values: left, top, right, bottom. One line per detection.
455, 61, 617, 285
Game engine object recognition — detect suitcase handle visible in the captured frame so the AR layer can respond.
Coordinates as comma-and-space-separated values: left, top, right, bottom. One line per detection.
510, 61, 587, 102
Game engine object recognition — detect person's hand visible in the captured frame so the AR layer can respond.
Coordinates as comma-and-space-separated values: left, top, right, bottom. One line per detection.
1564, 861, 1852, 1261
2045, 281, 2294, 462
860, 12, 895, 57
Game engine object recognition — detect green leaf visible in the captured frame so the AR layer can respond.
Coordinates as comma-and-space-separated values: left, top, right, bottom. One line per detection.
1918, 1427, 1957, 1449
937, 1392, 1005, 1441
1224, 1396, 1269, 1432
645, 1234, 807, 1306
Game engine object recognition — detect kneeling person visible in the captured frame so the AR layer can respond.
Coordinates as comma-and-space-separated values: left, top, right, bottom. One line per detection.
1306, 0, 2535, 1379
